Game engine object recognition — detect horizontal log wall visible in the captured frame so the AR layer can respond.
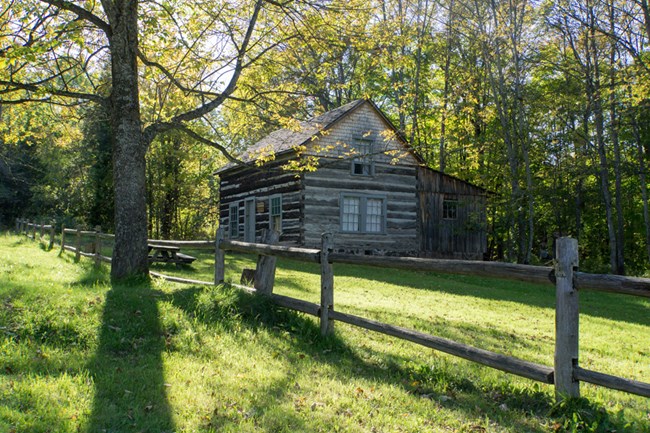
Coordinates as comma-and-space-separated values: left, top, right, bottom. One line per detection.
301, 103, 420, 253
218, 157, 303, 245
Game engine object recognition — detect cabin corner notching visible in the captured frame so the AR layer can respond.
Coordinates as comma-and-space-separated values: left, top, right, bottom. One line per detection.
217, 99, 487, 260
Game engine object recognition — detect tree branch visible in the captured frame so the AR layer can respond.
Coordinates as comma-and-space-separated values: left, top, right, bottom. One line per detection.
142, 0, 264, 144
0, 79, 107, 105
137, 49, 221, 98
0, 97, 87, 107
149, 122, 243, 164
39, 0, 112, 36
165, 0, 263, 124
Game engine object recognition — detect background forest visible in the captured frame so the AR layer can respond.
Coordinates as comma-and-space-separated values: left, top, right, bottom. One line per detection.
1, 0, 649, 275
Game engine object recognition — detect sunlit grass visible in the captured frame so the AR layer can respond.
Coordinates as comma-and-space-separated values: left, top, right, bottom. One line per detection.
1, 233, 649, 432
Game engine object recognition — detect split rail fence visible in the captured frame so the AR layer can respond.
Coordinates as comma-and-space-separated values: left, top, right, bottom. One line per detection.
14, 219, 650, 401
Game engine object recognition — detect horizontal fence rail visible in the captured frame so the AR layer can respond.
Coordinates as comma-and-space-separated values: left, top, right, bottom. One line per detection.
213, 229, 650, 400
221, 240, 321, 263
15, 219, 650, 400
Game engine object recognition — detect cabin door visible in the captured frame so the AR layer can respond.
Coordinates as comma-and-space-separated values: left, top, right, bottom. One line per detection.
244, 198, 256, 242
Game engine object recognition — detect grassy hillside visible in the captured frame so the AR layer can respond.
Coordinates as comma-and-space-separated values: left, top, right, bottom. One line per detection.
1, 233, 649, 432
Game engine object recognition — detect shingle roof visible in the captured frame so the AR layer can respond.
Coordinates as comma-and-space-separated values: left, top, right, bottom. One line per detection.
217, 99, 366, 173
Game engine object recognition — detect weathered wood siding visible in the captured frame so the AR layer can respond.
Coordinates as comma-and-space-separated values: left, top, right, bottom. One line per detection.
302, 103, 419, 253
219, 158, 302, 245
417, 167, 487, 259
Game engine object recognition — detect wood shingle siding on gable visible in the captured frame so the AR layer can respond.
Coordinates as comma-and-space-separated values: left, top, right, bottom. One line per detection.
217, 99, 487, 259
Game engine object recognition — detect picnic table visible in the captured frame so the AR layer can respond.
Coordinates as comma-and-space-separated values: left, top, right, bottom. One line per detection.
148, 244, 196, 265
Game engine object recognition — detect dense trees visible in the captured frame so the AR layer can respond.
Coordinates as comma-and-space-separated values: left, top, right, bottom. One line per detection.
1, 0, 648, 275
1, 0, 317, 278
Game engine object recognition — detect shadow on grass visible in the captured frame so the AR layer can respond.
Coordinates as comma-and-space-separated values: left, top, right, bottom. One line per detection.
162, 283, 640, 433
275, 258, 650, 328
86, 277, 175, 433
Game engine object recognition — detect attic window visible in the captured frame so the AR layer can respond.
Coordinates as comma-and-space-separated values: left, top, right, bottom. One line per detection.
351, 138, 374, 176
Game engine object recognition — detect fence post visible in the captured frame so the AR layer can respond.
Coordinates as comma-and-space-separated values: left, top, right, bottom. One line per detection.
214, 227, 225, 285
59, 225, 66, 256
32, 222, 37, 241
554, 237, 580, 400
75, 226, 82, 262
15, 218, 19, 232
94, 225, 102, 266
320, 232, 334, 336
39, 221, 45, 240
48, 221, 55, 250
254, 229, 279, 295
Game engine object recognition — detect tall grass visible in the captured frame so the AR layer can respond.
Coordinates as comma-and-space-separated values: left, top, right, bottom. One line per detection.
1, 233, 649, 432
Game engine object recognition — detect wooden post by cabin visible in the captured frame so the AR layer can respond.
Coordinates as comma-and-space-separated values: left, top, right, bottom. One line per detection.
94, 226, 102, 266
320, 232, 334, 336
254, 230, 279, 295
75, 226, 82, 262
214, 228, 225, 285
48, 221, 55, 250
554, 237, 580, 399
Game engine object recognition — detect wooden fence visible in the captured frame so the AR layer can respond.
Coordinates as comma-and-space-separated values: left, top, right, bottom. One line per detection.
211, 229, 650, 401
15, 218, 55, 250
14, 219, 650, 401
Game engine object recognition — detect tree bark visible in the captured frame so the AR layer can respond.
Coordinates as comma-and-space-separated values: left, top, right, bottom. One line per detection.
609, 2, 624, 274
439, 0, 455, 173
588, 4, 618, 274
632, 113, 650, 263
109, 0, 150, 280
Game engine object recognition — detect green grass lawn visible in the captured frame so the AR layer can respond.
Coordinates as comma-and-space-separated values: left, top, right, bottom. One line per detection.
1, 233, 649, 433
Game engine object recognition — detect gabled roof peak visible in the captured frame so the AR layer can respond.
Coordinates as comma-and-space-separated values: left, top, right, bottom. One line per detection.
217, 99, 370, 173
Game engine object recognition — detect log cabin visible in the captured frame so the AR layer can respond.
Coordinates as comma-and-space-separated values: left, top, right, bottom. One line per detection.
216, 99, 487, 259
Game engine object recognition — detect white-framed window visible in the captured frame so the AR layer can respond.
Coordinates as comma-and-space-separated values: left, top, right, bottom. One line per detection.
229, 203, 239, 237
351, 137, 374, 176
340, 193, 386, 233
269, 194, 282, 233
443, 198, 458, 220
342, 196, 360, 232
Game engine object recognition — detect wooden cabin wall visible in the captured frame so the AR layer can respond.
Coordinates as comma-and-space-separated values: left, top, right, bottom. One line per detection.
219, 158, 302, 245
417, 167, 487, 259
301, 103, 419, 253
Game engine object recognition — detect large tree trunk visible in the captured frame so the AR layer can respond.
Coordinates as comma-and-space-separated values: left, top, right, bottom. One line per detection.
109, 0, 149, 280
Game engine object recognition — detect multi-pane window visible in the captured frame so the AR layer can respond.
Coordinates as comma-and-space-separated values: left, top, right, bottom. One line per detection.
342, 197, 360, 232
443, 199, 458, 220
269, 195, 282, 233
366, 198, 383, 232
351, 138, 374, 176
341, 194, 385, 233
229, 203, 239, 237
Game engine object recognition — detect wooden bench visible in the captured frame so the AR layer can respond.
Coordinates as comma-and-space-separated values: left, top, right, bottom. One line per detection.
148, 244, 196, 265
